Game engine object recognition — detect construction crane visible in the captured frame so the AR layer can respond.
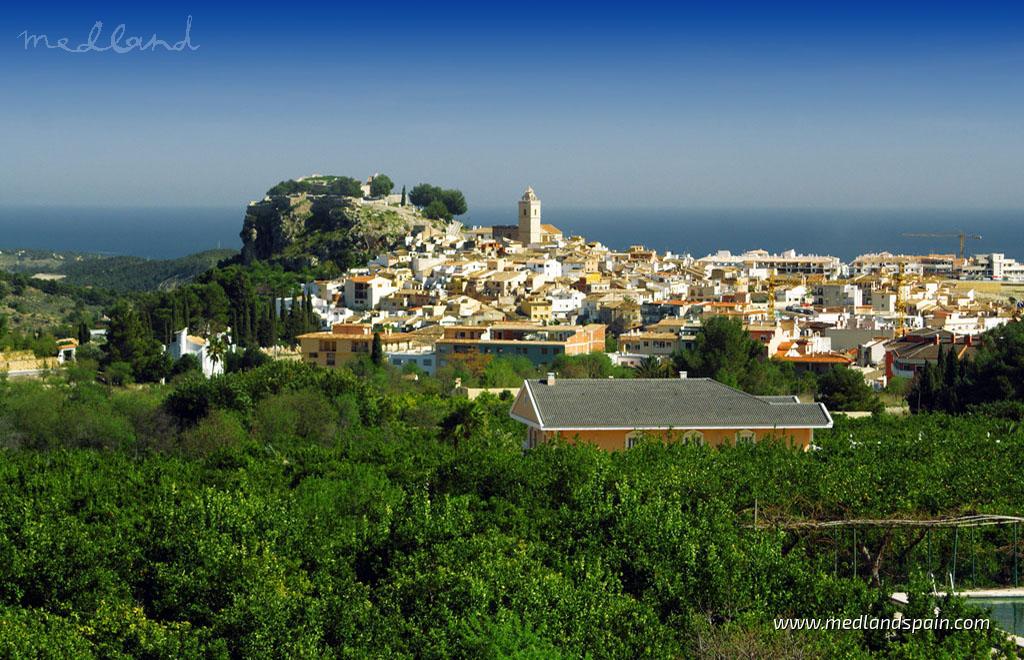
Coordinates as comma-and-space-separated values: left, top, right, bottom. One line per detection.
894, 262, 906, 338
901, 231, 982, 260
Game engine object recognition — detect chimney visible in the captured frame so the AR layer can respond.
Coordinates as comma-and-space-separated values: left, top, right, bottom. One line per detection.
678, 371, 688, 379
546, 372, 556, 386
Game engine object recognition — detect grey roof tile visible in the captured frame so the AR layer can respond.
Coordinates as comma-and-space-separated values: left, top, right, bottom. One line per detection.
524, 378, 831, 429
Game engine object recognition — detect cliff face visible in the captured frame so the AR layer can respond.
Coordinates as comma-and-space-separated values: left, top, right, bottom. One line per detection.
240, 192, 434, 271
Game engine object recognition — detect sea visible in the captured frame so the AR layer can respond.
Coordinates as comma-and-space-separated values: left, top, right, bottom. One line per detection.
0, 206, 1020, 262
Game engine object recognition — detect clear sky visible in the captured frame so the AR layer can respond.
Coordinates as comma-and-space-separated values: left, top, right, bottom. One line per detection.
1, 2, 1022, 210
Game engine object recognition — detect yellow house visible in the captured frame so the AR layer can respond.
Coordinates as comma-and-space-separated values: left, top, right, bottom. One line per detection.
520, 299, 553, 323
297, 324, 417, 368
510, 375, 832, 452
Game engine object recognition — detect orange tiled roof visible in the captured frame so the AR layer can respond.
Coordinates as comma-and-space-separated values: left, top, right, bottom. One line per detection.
774, 353, 852, 364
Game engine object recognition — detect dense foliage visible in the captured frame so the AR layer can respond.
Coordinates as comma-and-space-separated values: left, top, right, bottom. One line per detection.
53, 250, 237, 293
0, 361, 1019, 657
369, 174, 394, 198
95, 262, 320, 383
0, 271, 105, 354
909, 320, 1024, 418
267, 176, 363, 198
408, 183, 468, 218
671, 316, 818, 395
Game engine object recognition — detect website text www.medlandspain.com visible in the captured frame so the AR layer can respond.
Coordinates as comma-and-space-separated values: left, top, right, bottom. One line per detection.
774, 615, 990, 633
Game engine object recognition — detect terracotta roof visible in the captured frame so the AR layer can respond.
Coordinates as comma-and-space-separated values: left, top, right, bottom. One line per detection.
774, 353, 852, 364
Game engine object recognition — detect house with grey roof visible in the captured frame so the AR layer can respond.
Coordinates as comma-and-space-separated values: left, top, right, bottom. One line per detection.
510, 374, 832, 451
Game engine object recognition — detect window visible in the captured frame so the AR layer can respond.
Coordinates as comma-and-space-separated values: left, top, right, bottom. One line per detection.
625, 431, 644, 449
681, 430, 704, 444
423, 359, 432, 366
736, 430, 756, 444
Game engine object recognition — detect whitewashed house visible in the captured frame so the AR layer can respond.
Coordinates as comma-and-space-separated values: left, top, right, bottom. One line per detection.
167, 327, 224, 378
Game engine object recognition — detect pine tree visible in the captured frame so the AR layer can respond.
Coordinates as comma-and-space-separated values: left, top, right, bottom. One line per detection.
400, 185, 407, 206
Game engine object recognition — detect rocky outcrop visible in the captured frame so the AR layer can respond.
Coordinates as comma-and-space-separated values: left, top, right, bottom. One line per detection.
240, 190, 438, 271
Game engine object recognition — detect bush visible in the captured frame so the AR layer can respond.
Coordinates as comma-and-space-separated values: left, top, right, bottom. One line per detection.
178, 409, 247, 456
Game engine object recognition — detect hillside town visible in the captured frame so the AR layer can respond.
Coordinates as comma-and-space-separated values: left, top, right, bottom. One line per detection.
281, 186, 1022, 391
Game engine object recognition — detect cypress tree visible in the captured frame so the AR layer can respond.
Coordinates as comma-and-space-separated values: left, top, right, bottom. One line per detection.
77, 321, 91, 345
269, 300, 278, 346
943, 345, 961, 412
371, 331, 384, 366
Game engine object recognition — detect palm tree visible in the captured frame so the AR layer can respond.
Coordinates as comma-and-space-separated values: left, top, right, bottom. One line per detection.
635, 355, 668, 378
206, 334, 228, 374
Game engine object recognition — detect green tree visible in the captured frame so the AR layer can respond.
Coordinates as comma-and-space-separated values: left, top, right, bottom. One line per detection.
817, 366, 884, 413
77, 321, 91, 345
971, 320, 1024, 404
440, 189, 468, 216
104, 301, 169, 383
423, 199, 452, 221
409, 183, 443, 207
908, 361, 937, 413
672, 316, 797, 394
635, 355, 669, 378
370, 175, 394, 198
371, 332, 384, 366
330, 176, 364, 197
171, 354, 202, 378
400, 185, 407, 206
207, 334, 229, 373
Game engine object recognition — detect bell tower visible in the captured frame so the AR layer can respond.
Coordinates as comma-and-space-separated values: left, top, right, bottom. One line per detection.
518, 186, 541, 244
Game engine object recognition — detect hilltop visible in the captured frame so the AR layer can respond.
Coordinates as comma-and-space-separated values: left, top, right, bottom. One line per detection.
239, 176, 456, 273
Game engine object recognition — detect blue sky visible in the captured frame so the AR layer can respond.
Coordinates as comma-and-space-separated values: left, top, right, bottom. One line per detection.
1, 2, 1022, 209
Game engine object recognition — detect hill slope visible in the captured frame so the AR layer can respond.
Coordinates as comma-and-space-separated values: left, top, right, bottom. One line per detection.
240, 191, 441, 271
55, 250, 236, 292
0, 248, 234, 293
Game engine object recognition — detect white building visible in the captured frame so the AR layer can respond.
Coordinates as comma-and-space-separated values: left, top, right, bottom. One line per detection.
387, 348, 437, 375
344, 275, 397, 310
814, 284, 863, 309
167, 327, 224, 378
961, 253, 1024, 282
526, 257, 562, 279
698, 249, 844, 279
547, 288, 587, 319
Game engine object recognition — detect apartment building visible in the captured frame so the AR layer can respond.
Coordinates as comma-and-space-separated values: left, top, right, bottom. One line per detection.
436, 323, 606, 368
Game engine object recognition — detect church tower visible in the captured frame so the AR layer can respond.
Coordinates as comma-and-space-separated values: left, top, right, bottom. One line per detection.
518, 186, 541, 244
